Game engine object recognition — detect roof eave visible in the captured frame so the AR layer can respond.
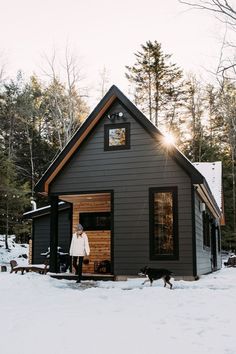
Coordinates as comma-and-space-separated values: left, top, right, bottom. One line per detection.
23, 201, 71, 219
194, 182, 222, 220
34, 86, 120, 194
34, 85, 214, 201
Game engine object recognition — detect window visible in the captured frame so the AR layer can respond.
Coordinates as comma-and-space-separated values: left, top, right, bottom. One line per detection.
203, 212, 211, 248
104, 123, 130, 151
149, 187, 179, 260
79, 212, 111, 231
217, 226, 221, 253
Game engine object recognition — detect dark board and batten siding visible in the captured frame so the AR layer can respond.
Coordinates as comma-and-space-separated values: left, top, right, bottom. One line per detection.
195, 191, 221, 275
50, 101, 193, 276
195, 192, 211, 275
32, 209, 71, 264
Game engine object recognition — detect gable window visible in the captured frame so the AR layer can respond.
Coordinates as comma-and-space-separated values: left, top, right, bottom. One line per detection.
104, 123, 130, 151
149, 187, 179, 260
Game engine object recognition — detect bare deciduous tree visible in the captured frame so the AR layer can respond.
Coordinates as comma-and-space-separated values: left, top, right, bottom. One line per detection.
0, 52, 7, 84
217, 80, 236, 238
179, 0, 236, 23
179, 1, 236, 78
97, 66, 110, 100
41, 48, 89, 150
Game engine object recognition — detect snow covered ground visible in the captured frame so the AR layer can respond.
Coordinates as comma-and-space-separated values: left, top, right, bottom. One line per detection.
0, 236, 235, 354
0, 235, 29, 267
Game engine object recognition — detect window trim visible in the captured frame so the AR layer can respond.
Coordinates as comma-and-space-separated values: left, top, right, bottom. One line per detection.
104, 123, 130, 151
149, 187, 179, 260
202, 211, 211, 249
217, 226, 221, 253
79, 212, 111, 231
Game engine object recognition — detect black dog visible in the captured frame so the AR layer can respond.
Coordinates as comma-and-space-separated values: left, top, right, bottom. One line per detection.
139, 266, 173, 288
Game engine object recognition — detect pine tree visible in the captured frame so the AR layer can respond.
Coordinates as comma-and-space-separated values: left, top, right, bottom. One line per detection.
215, 80, 236, 249
0, 151, 30, 248
126, 40, 183, 127
180, 74, 206, 162
41, 77, 88, 151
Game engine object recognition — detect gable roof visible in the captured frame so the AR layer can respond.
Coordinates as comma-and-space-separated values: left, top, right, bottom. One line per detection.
34, 85, 221, 217
193, 162, 222, 211
193, 161, 225, 225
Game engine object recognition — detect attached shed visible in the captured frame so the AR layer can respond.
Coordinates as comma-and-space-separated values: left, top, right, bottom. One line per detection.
34, 85, 223, 279
24, 202, 72, 264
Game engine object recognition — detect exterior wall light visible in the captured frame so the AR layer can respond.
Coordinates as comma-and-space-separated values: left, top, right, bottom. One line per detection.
200, 202, 206, 212
107, 112, 127, 121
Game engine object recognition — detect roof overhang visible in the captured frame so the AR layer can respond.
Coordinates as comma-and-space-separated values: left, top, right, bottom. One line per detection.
35, 90, 117, 195
23, 202, 70, 219
194, 182, 222, 222
34, 85, 223, 225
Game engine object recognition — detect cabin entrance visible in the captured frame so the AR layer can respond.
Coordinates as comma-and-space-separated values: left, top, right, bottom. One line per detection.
60, 192, 112, 275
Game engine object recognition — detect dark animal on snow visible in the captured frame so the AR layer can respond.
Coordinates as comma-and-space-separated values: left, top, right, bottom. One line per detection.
96, 260, 111, 274
224, 256, 236, 267
139, 266, 173, 288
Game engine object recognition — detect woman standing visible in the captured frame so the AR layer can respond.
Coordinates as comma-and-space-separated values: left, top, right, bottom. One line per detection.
69, 223, 90, 283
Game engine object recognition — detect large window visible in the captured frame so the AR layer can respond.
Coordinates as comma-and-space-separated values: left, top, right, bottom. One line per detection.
149, 187, 179, 260
104, 123, 130, 151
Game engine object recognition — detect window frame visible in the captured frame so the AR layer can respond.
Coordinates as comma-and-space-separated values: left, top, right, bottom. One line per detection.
202, 211, 211, 249
149, 187, 179, 260
104, 123, 130, 151
79, 212, 111, 231
217, 226, 221, 253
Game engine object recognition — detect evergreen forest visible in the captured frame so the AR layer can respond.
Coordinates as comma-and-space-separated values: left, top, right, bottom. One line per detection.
0, 40, 235, 251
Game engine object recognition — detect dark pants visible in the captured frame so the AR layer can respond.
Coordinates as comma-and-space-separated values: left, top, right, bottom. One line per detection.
72, 256, 84, 282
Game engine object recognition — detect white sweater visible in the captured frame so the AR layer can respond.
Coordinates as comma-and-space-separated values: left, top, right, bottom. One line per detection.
69, 232, 90, 257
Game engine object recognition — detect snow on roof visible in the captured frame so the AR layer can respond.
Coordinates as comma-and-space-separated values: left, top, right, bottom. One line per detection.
193, 161, 222, 211
23, 201, 65, 216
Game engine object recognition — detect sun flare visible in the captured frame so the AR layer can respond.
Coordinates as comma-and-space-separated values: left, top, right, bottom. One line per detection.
163, 132, 175, 145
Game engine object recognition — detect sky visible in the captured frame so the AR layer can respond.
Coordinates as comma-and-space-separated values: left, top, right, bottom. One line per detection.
0, 0, 233, 106
0, 235, 236, 354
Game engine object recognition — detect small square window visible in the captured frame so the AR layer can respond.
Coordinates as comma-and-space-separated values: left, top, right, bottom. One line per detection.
104, 123, 130, 151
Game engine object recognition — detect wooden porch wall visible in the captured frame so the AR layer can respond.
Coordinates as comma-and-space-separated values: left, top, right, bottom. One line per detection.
29, 239, 32, 264
72, 198, 111, 273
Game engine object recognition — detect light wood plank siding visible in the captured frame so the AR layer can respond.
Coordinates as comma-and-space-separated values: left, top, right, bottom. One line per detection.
72, 199, 110, 232
73, 199, 111, 273
82, 231, 110, 273
50, 101, 193, 276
